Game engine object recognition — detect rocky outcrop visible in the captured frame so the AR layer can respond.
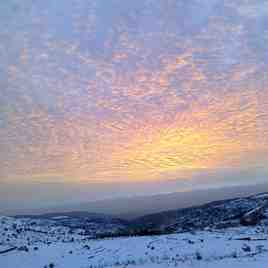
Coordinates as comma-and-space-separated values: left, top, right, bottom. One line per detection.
240, 206, 266, 226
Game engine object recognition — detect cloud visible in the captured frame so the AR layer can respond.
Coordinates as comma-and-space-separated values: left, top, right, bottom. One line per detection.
0, 0, 267, 185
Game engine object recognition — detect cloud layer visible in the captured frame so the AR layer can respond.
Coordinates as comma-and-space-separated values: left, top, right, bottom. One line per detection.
1, 0, 268, 184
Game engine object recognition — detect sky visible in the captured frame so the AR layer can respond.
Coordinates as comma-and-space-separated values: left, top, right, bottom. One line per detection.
0, 0, 268, 210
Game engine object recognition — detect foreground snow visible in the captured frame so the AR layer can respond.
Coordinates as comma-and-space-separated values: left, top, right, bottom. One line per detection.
1, 216, 268, 268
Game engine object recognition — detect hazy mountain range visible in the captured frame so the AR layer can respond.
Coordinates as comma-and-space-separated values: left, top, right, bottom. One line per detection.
4, 183, 268, 219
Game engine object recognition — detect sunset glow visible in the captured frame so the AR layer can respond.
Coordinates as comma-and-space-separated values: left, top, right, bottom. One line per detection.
1, 0, 268, 186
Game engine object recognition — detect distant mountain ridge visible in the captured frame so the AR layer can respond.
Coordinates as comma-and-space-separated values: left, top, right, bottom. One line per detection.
6, 183, 268, 220
13, 191, 268, 238
131, 192, 268, 233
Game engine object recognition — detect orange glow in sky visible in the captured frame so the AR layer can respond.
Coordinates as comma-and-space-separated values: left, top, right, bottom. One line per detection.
1, 0, 268, 186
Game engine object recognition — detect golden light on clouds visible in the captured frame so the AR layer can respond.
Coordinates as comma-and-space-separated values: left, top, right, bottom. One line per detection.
1, 0, 268, 185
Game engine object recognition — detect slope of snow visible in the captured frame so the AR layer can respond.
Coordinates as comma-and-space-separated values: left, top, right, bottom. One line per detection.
1, 215, 268, 268
253, 193, 268, 199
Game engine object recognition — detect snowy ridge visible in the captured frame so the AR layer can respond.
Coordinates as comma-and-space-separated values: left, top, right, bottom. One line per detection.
1, 193, 268, 267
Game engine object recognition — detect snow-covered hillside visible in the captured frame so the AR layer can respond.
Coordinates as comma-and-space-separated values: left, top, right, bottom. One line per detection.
1, 218, 268, 268
1, 193, 268, 268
